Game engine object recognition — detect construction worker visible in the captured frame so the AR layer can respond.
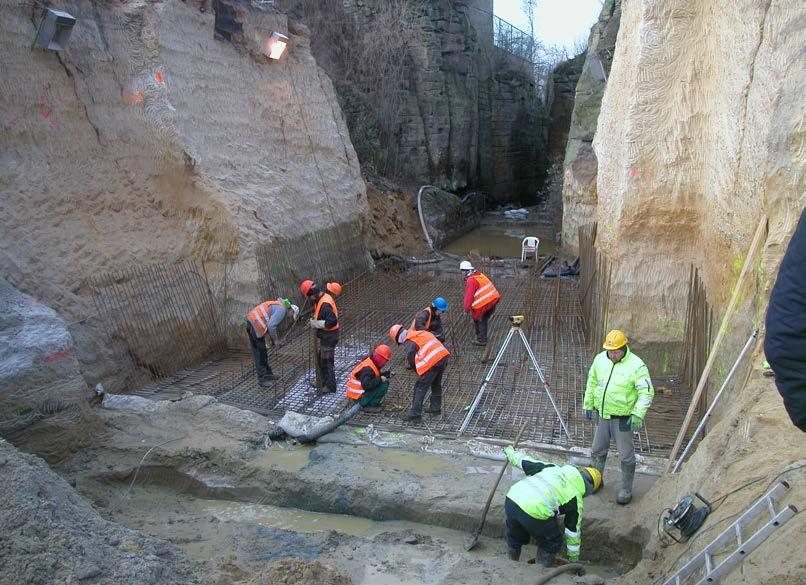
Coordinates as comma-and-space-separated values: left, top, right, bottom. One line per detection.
411, 297, 448, 342
300, 280, 340, 394
345, 344, 393, 413
389, 324, 450, 420
583, 330, 654, 504
460, 260, 500, 345
502, 446, 602, 567
245, 298, 299, 386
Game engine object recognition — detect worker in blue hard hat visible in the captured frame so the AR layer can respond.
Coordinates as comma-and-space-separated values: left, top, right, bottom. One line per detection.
410, 297, 448, 342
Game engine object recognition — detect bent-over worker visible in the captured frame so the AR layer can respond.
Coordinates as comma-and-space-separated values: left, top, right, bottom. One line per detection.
345, 344, 393, 413
503, 446, 602, 567
460, 260, 500, 345
411, 296, 448, 342
245, 298, 299, 387
389, 324, 450, 421
583, 329, 654, 504
300, 279, 340, 394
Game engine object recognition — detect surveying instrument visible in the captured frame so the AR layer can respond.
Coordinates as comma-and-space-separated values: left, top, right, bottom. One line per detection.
458, 315, 573, 441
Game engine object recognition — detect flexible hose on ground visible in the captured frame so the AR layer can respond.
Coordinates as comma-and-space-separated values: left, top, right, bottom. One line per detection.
294, 402, 363, 443
533, 563, 585, 585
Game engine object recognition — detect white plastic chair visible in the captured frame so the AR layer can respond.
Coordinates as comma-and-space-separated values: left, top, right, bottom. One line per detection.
521, 236, 539, 261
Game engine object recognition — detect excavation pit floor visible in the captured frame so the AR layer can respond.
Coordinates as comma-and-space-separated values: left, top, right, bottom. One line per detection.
63, 395, 653, 584
137, 264, 690, 459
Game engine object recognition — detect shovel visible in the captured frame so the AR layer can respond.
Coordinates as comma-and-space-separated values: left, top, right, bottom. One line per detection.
465, 421, 528, 551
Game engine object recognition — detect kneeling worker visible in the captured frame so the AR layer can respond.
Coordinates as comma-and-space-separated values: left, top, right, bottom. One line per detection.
345, 344, 393, 413
245, 297, 299, 386
389, 324, 450, 420
503, 446, 602, 567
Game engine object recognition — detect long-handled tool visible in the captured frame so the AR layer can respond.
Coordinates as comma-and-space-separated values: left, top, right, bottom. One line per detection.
465, 421, 528, 551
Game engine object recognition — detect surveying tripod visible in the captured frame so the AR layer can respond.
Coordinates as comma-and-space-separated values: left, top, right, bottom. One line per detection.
458, 315, 573, 441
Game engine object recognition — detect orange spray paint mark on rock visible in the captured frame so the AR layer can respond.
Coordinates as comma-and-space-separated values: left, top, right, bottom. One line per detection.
154, 70, 165, 85
42, 349, 72, 363
122, 90, 144, 106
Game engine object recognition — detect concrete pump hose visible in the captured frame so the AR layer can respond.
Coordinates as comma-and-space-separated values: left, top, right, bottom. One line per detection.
295, 402, 363, 443
533, 563, 585, 585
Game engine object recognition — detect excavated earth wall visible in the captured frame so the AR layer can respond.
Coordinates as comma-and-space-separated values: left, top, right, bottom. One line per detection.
0, 0, 365, 389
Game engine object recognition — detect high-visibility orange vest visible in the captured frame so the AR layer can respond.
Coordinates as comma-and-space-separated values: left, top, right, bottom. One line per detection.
410, 306, 433, 331
246, 299, 283, 337
345, 357, 379, 400
404, 329, 450, 376
315, 293, 340, 331
470, 272, 500, 311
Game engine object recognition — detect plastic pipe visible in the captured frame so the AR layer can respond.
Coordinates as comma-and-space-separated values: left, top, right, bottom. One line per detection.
417, 184, 436, 251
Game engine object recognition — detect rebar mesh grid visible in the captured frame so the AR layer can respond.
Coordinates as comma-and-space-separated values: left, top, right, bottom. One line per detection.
138, 265, 689, 455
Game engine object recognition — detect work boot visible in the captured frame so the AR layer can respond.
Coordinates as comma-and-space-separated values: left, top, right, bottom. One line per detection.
471, 339, 486, 346
402, 410, 422, 422
425, 397, 442, 415
507, 546, 521, 562
617, 463, 635, 505
591, 454, 606, 475
536, 548, 555, 568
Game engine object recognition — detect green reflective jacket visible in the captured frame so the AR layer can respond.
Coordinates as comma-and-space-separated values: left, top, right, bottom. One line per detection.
583, 348, 654, 419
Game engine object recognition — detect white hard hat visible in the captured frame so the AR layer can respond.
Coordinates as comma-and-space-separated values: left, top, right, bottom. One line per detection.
459, 260, 474, 271
290, 304, 300, 321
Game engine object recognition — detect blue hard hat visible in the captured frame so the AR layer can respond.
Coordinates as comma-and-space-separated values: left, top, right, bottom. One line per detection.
433, 297, 448, 312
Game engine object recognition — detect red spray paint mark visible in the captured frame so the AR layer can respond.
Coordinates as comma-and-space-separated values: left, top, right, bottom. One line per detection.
39, 95, 53, 119
42, 348, 72, 363
154, 70, 165, 85
122, 90, 144, 106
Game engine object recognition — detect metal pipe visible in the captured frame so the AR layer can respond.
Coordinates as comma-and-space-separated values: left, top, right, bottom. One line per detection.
417, 184, 437, 251
672, 329, 758, 473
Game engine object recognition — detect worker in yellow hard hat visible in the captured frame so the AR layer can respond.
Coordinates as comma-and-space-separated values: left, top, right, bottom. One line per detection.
583, 330, 654, 505
502, 446, 602, 566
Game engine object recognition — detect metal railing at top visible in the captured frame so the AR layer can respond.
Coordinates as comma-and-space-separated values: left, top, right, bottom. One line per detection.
494, 15, 536, 63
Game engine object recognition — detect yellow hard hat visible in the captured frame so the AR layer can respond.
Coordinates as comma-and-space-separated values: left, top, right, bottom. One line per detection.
580, 466, 603, 493
602, 329, 628, 350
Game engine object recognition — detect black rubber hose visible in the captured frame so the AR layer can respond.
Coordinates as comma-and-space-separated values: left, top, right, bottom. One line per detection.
534, 564, 585, 585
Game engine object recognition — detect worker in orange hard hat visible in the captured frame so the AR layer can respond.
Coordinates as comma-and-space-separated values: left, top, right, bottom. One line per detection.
460, 260, 501, 346
583, 329, 654, 505
345, 344, 393, 413
300, 279, 340, 394
389, 323, 451, 421
245, 297, 299, 387
326, 282, 343, 297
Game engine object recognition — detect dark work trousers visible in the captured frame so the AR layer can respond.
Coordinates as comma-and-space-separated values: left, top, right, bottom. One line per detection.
474, 303, 497, 343
247, 323, 273, 379
411, 361, 446, 415
505, 497, 562, 555
358, 380, 389, 407
318, 329, 339, 393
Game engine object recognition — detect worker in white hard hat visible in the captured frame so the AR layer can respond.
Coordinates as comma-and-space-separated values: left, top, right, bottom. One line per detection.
583, 329, 654, 504
460, 260, 500, 346
244, 298, 299, 387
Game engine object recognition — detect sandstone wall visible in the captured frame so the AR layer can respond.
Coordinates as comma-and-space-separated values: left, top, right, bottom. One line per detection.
593, 0, 805, 362
560, 0, 621, 251
0, 1, 365, 386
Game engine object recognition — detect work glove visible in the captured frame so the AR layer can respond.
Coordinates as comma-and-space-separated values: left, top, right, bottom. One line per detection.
309, 319, 326, 330
629, 414, 643, 431
503, 445, 519, 467
584, 409, 593, 421
380, 376, 388, 383
290, 304, 300, 321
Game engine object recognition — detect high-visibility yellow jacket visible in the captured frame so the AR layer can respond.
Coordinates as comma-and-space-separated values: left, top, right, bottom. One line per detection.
583, 348, 654, 419
506, 450, 585, 561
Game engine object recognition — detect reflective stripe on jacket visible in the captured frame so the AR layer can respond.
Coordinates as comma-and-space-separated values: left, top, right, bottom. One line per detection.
315, 293, 340, 331
345, 357, 379, 400
404, 329, 450, 376
470, 272, 501, 311
583, 348, 654, 419
246, 300, 283, 338
506, 464, 585, 525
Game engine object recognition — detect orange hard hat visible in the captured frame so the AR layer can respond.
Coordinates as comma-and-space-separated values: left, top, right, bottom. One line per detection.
388, 324, 404, 344
374, 344, 392, 361
326, 282, 343, 297
299, 280, 315, 296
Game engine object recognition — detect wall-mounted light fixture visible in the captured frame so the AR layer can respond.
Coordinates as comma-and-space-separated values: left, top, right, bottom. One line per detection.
34, 9, 77, 52
266, 31, 289, 60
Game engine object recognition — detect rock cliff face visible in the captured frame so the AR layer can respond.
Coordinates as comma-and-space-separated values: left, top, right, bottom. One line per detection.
295, 0, 545, 203
593, 0, 805, 358
0, 1, 364, 384
560, 0, 621, 251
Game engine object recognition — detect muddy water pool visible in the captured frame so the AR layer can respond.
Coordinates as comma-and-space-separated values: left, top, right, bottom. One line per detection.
442, 224, 556, 258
